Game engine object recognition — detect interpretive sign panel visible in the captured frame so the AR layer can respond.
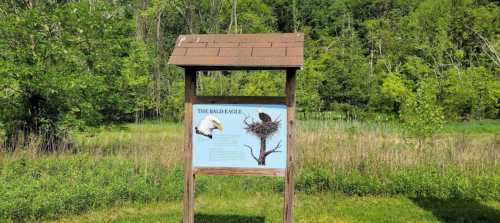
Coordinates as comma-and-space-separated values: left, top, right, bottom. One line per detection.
192, 104, 287, 168
168, 33, 302, 223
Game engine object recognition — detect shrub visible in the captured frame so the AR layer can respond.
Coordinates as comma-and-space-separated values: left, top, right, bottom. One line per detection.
294, 166, 499, 200
0, 156, 185, 222
400, 78, 444, 138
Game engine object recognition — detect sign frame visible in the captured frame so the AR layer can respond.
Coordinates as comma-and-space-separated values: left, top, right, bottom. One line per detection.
183, 67, 297, 223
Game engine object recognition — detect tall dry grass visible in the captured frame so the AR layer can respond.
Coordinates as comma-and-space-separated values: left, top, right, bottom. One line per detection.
2, 120, 498, 175
295, 120, 499, 174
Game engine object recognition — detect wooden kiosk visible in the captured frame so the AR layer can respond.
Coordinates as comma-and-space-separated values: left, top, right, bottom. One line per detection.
168, 33, 304, 223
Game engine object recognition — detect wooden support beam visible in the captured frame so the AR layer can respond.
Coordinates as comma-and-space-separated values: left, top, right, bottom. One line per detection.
182, 67, 298, 223
182, 66, 298, 71
194, 96, 286, 104
193, 167, 285, 177
284, 68, 297, 223
183, 68, 196, 223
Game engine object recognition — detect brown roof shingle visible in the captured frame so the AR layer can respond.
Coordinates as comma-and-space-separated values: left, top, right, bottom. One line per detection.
168, 33, 304, 68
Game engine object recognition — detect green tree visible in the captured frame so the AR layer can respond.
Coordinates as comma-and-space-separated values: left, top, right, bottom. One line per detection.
379, 72, 408, 114
0, 2, 98, 150
297, 59, 324, 112
0, 1, 149, 151
400, 78, 444, 138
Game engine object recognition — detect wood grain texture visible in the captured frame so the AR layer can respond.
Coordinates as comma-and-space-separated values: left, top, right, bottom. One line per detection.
193, 167, 286, 177
194, 96, 286, 104
168, 33, 304, 68
284, 68, 297, 223
168, 56, 303, 68
176, 33, 304, 43
183, 69, 196, 223
183, 66, 290, 71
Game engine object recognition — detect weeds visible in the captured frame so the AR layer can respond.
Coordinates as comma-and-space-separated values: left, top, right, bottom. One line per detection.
0, 155, 186, 222
0, 120, 498, 221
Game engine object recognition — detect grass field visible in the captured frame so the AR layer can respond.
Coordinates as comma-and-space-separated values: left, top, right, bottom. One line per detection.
1, 120, 499, 222
43, 192, 500, 223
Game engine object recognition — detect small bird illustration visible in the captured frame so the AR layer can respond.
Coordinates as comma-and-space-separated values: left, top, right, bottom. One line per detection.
195, 115, 224, 139
257, 108, 272, 123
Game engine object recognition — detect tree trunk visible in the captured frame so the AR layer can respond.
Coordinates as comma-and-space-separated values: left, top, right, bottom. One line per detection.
258, 137, 266, 165
89, 0, 96, 11
185, 0, 194, 33
292, 0, 298, 32
228, 0, 238, 33
153, 10, 163, 117
27, 0, 35, 8
135, 0, 148, 41
233, 0, 237, 33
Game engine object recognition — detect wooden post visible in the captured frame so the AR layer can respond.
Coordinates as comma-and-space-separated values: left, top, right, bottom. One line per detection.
183, 68, 196, 223
284, 68, 297, 223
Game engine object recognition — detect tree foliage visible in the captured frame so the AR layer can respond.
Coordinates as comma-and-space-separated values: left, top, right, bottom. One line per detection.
1, 0, 499, 150
401, 78, 445, 138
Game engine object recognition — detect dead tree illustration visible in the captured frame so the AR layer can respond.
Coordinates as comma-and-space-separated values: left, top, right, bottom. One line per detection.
243, 114, 282, 165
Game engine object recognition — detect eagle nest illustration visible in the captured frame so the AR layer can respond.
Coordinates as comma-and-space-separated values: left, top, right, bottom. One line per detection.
243, 109, 282, 166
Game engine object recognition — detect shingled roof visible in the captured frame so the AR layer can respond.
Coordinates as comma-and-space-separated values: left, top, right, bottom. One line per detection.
168, 33, 304, 69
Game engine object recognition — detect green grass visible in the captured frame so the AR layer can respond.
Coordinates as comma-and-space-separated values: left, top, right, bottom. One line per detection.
44, 192, 500, 223
441, 119, 500, 134
1, 156, 498, 222
298, 119, 500, 135
0, 156, 185, 222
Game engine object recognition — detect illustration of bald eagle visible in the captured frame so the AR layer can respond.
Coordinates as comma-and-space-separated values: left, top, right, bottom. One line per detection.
258, 108, 272, 123
195, 115, 224, 139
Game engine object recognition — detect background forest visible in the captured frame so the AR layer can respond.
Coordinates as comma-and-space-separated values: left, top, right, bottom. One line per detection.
1, 0, 499, 148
